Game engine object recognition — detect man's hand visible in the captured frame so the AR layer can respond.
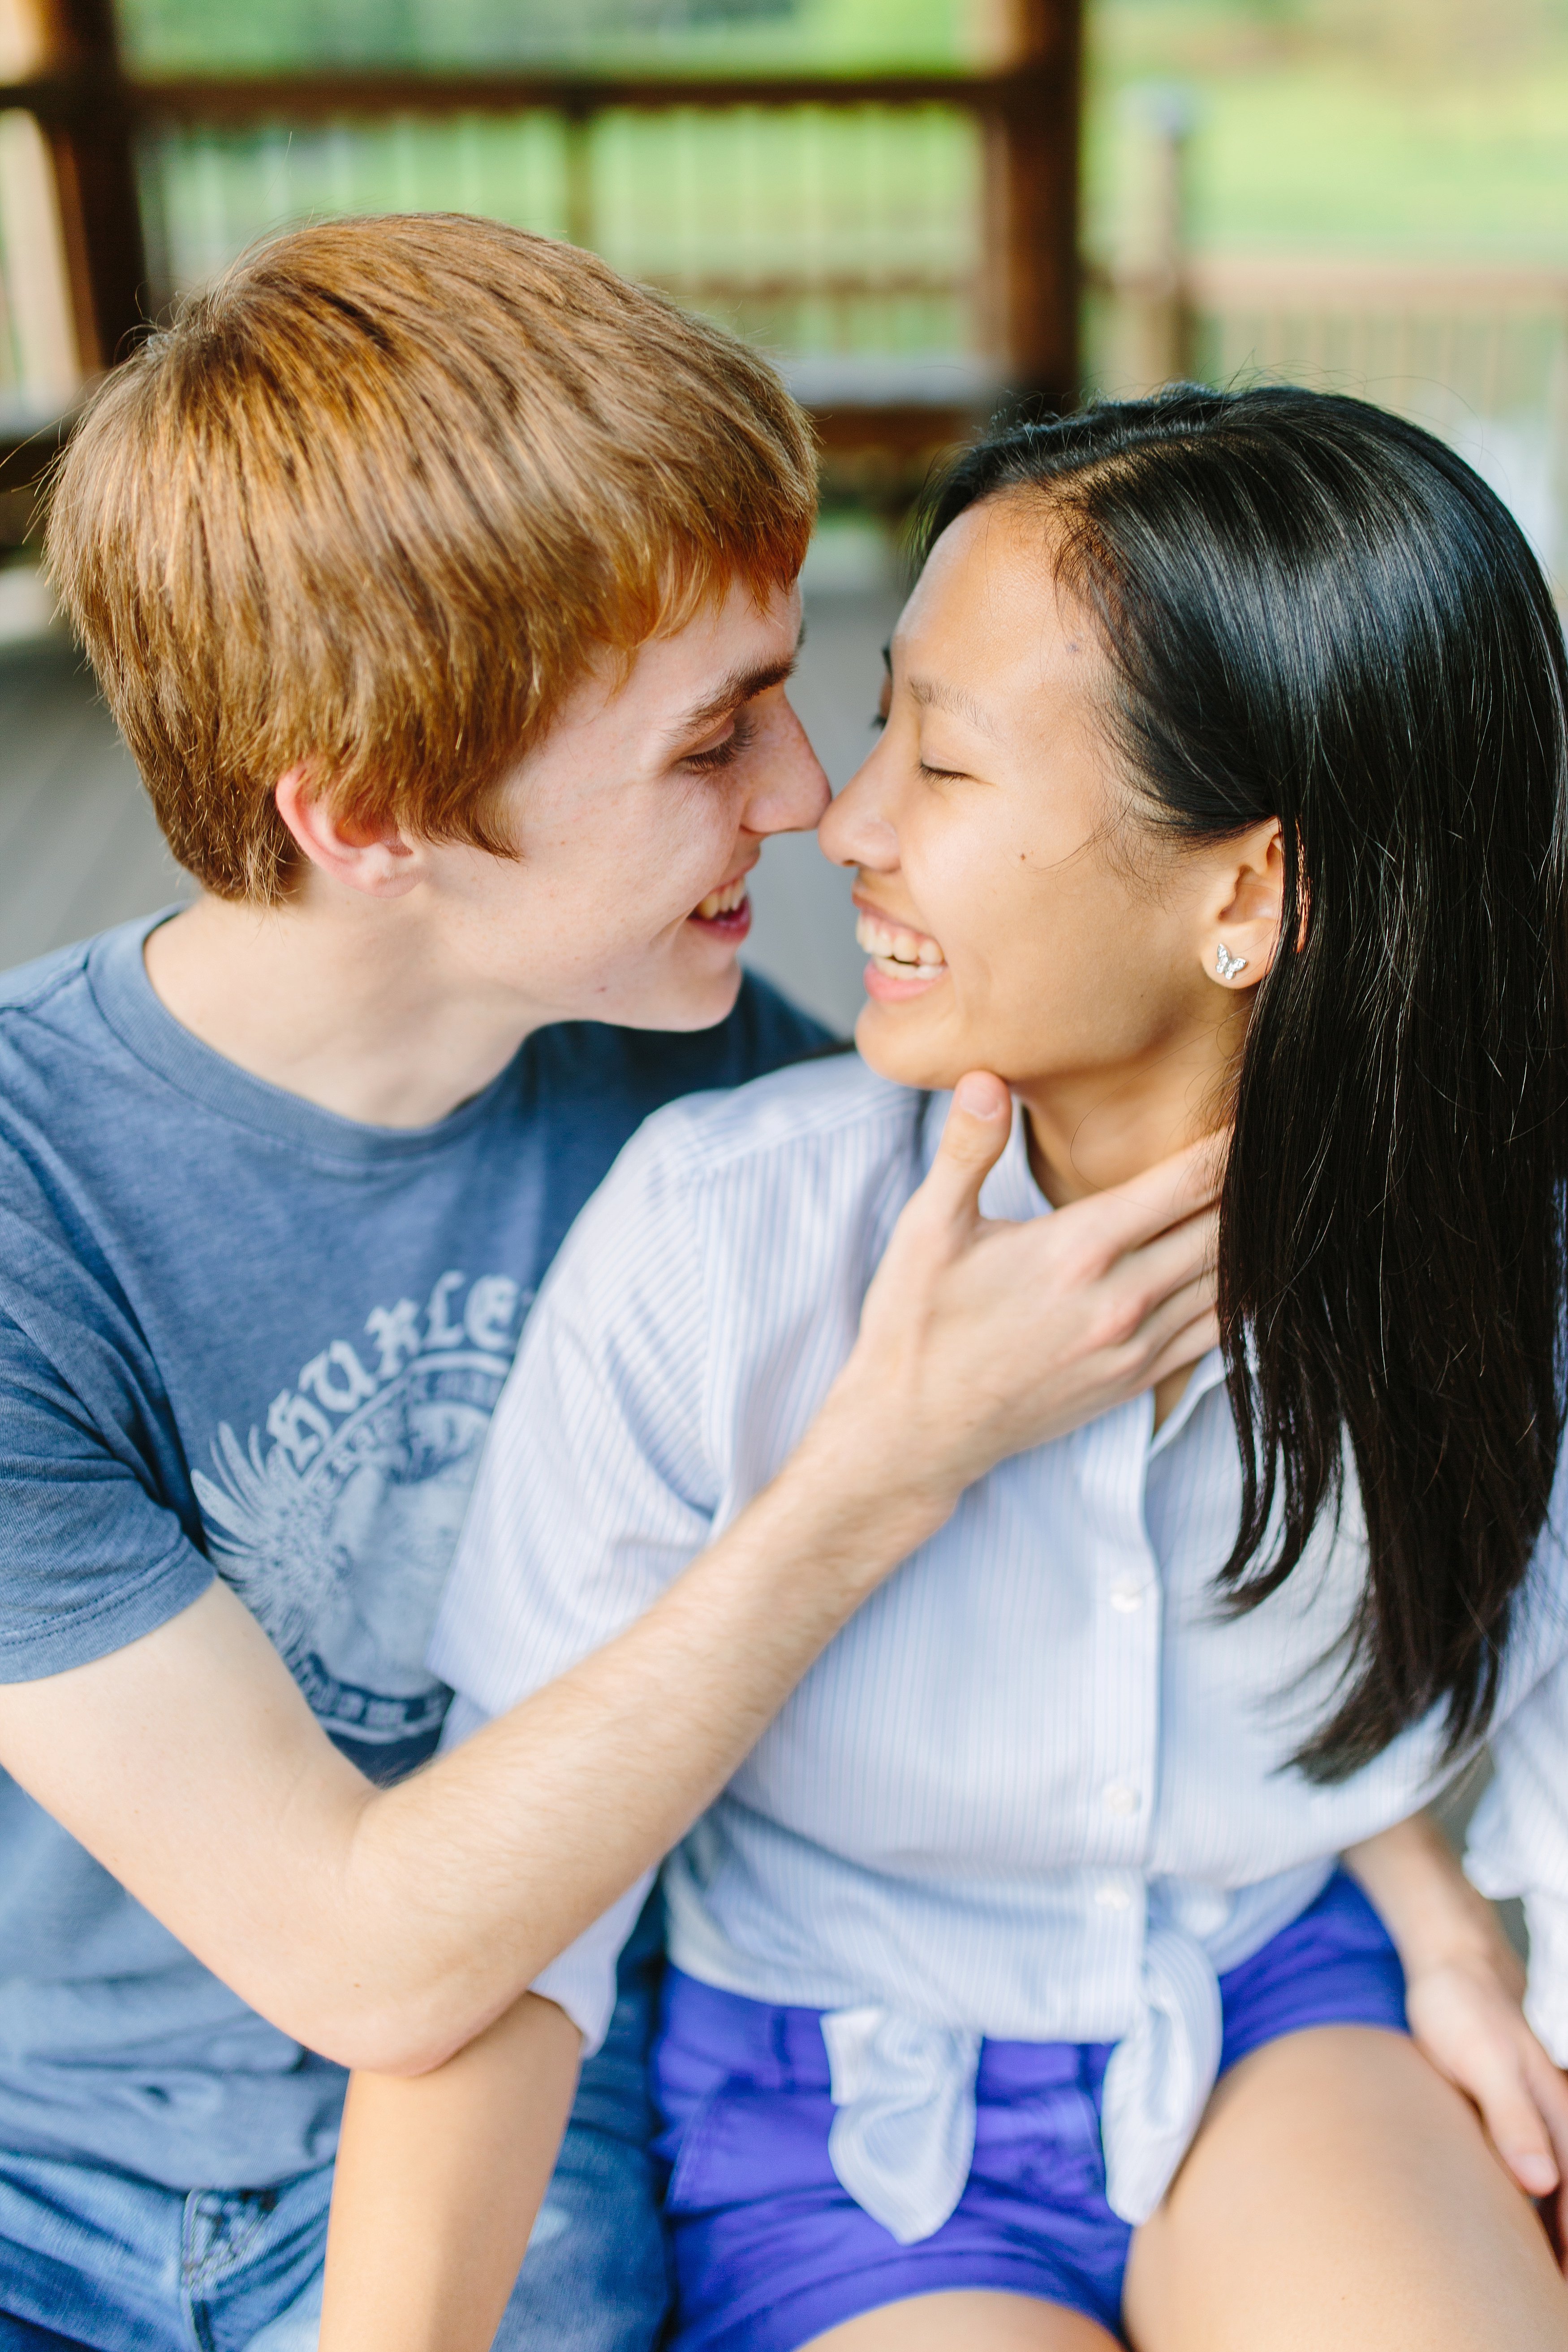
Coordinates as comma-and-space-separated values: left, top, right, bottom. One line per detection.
1349, 1810, 1568, 2264
819, 1072, 1220, 1526
0, 1072, 1220, 2076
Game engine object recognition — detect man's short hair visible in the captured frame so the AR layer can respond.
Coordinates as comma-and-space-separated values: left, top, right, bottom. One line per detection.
46, 214, 817, 902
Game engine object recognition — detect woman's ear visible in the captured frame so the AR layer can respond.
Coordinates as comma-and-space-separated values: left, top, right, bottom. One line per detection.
1201, 818, 1284, 994
275, 767, 421, 899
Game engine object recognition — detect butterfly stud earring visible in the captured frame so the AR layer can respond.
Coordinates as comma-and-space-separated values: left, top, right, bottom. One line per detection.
1215, 942, 1248, 981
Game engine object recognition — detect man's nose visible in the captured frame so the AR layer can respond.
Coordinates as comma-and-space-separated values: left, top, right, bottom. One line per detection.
818, 758, 898, 871
745, 704, 831, 838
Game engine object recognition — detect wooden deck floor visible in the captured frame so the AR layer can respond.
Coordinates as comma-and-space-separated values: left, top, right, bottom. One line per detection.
0, 639, 190, 976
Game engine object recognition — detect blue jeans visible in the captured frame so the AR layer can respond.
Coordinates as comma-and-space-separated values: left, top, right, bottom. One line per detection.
0, 1909, 670, 2352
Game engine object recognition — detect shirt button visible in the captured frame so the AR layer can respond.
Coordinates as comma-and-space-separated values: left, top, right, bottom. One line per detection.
1103, 1782, 1141, 1816
1108, 1580, 1146, 1614
1095, 1882, 1133, 1911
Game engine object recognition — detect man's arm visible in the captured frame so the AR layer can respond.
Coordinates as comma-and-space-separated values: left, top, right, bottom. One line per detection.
0, 1077, 1219, 2073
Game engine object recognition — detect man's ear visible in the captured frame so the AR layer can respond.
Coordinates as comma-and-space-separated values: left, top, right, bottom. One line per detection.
1200, 817, 1284, 995
275, 767, 421, 899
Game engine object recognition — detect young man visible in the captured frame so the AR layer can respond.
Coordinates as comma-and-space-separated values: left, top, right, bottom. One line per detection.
0, 217, 1231, 2352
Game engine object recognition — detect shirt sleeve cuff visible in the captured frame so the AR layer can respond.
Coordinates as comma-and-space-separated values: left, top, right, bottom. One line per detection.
1517, 1900, 1568, 2068
1466, 1783, 1568, 2068
0, 1539, 212, 1682
530, 1874, 657, 2055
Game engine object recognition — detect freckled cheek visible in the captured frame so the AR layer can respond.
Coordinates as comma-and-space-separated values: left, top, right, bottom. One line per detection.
625, 797, 733, 911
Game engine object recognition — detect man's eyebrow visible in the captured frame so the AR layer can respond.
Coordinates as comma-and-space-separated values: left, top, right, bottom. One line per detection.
666, 640, 802, 746
908, 674, 997, 736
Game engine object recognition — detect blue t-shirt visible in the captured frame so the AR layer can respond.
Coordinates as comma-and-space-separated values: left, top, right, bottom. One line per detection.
0, 911, 827, 2190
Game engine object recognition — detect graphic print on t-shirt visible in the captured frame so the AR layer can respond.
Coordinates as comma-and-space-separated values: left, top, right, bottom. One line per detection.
193, 1267, 527, 1775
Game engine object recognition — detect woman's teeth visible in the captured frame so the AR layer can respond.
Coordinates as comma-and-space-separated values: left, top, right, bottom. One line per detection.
694, 877, 748, 920
855, 912, 947, 971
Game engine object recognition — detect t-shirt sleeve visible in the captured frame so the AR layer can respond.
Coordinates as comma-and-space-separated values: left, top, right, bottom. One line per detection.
1465, 1650, 1568, 2062
0, 1224, 214, 1682
427, 1116, 718, 2019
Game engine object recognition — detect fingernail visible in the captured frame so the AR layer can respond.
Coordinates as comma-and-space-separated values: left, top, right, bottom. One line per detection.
954, 1075, 1005, 1118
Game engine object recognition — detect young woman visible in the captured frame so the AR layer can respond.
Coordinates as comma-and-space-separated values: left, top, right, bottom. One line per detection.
335, 387, 1568, 2350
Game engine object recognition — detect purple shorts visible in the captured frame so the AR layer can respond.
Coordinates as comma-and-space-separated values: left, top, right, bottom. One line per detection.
651, 1872, 1407, 2352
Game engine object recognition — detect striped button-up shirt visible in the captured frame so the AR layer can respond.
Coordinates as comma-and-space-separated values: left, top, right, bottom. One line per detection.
428, 1054, 1568, 2236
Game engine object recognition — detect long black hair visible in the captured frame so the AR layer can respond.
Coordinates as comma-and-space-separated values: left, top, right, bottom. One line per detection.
919, 385, 1568, 1779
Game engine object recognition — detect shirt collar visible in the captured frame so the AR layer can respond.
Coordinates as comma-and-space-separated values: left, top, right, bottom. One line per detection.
917, 1091, 1051, 1223
1148, 1345, 1228, 1457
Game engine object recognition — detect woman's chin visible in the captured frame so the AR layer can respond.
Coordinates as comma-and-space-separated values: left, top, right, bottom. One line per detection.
853, 998, 974, 1094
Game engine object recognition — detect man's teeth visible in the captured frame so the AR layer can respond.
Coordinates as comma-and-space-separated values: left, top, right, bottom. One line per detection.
855, 912, 947, 969
694, 878, 748, 920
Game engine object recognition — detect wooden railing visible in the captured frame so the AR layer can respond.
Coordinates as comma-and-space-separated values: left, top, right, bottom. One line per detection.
0, 0, 1083, 529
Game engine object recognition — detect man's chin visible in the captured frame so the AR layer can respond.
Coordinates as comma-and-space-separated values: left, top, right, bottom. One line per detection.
616, 958, 745, 1034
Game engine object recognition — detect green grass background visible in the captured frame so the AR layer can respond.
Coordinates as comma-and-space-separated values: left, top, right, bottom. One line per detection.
1087, 0, 1568, 263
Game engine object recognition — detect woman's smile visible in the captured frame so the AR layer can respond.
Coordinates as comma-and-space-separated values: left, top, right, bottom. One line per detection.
853, 896, 949, 999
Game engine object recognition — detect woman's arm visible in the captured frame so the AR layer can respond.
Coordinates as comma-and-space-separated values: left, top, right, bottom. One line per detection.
318, 1994, 581, 2352
1348, 1810, 1568, 2256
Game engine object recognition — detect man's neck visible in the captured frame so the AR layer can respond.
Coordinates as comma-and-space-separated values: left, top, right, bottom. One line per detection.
143, 894, 546, 1129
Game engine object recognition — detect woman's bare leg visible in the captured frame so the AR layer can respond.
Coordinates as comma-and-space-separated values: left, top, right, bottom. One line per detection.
1124, 2026, 1568, 2352
803, 2290, 1118, 2350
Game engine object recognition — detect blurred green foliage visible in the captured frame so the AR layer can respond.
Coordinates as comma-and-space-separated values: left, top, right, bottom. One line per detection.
116, 0, 978, 72
115, 0, 1568, 263
1088, 0, 1568, 258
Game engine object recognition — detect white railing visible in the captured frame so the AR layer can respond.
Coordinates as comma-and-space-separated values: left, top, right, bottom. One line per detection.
1089, 97, 1568, 601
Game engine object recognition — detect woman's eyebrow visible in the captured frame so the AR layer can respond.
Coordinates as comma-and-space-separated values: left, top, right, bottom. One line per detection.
908, 675, 998, 737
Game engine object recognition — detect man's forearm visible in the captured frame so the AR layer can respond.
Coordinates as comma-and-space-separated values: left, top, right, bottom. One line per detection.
0, 1103, 1219, 2072
0, 1419, 944, 2075
334, 1407, 946, 2068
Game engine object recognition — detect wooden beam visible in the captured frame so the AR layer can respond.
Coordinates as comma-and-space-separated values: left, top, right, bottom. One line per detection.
992, 0, 1080, 406
2, 60, 1069, 127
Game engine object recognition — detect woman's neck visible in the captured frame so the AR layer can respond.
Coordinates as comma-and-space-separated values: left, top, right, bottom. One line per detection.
1018, 1025, 1240, 1431
1017, 1016, 1242, 1209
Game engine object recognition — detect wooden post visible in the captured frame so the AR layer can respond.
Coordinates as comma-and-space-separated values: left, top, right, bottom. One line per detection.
0, 107, 78, 401
1112, 83, 1195, 395
38, 0, 147, 370
562, 104, 594, 252
990, 0, 1080, 411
